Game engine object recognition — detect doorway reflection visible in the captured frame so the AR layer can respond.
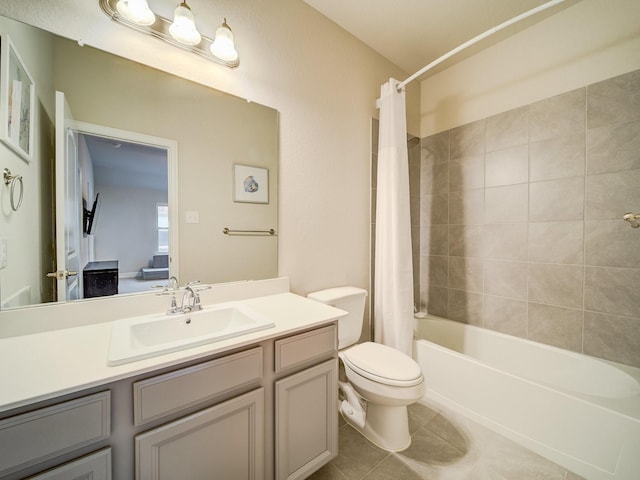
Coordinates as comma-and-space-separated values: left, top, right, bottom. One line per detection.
79, 133, 169, 298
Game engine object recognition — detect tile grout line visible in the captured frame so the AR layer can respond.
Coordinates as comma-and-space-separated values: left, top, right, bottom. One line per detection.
421, 414, 469, 456
357, 450, 393, 480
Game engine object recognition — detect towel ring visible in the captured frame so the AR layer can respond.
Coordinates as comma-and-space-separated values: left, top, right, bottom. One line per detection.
3, 168, 24, 211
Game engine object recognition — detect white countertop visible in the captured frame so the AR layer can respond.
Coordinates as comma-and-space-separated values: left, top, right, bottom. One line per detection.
0, 292, 346, 413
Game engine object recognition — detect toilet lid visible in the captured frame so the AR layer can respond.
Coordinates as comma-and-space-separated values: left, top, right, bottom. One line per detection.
342, 342, 423, 387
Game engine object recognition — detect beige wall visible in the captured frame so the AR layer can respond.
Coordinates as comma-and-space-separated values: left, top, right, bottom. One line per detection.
420, 0, 640, 136
0, 0, 413, 299
93, 184, 168, 276
0, 17, 55, 307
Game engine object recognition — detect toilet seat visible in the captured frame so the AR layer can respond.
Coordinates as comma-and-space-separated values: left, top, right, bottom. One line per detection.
341, 342, 423, 387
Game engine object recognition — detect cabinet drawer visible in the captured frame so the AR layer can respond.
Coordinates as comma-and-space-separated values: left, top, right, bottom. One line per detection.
133, 347, 263, 426
27, 448, 111, 480
274, 325, 337, 373
0, 391, 111, 477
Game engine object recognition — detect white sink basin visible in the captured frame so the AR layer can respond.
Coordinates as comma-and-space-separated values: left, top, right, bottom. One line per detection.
107, 301, 274, 366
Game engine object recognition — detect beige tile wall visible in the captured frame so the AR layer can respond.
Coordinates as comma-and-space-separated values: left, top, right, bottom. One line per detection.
416, 69, 640, 367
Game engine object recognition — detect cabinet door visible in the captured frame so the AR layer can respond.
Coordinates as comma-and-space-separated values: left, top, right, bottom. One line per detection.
275, 359, 338, 480
136, 388, 264, 480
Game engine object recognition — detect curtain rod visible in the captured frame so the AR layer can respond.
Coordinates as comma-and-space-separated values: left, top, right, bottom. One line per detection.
397, 0, 568, 91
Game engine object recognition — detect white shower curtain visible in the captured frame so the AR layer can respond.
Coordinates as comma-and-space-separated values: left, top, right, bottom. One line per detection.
374, 78, 414, 356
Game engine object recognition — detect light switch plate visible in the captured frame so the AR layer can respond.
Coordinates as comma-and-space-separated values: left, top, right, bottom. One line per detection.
185, 211, 200, 224
0, 239, 7, 269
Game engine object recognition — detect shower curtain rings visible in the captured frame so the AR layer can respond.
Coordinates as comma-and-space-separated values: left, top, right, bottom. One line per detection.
3, 168, 24, 211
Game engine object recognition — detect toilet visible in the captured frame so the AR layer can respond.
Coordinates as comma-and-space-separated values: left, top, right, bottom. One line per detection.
308, 286, 425, 452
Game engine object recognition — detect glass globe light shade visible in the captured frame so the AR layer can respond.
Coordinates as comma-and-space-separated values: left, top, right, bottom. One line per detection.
210, 20, 238, 62
169, 2, 202, 46
116, 0, 156, 26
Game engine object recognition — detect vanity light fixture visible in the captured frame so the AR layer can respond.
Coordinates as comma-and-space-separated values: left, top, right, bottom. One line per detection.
99, 0, 239, 68
116, 0, 156, 26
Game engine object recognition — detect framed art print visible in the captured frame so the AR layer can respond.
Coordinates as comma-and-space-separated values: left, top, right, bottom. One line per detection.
0, 34, 35, 163
233, 164, 269, 204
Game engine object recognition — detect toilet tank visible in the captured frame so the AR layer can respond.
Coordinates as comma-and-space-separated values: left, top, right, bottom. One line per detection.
308, 286, 367, 349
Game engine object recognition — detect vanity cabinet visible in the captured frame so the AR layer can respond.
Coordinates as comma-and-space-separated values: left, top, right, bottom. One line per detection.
131, 325, 338, 480
0, 321, 339, 480
274, 325, 339, 480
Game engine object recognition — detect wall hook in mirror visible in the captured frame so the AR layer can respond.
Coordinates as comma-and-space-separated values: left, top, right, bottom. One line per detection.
3, 168, 24, 211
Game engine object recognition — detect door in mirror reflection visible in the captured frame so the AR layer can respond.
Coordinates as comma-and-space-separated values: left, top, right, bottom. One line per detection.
50, 101, 177, 300
79, 133, 171, 296
53, 91, 81, 301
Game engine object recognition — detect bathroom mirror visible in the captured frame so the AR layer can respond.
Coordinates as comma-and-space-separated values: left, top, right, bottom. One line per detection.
0, 14, 279, 310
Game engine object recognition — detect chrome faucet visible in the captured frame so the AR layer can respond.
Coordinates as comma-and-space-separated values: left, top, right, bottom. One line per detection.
158, 280, 211, 314
181, 286, 198, 313
179, 281, 211, 313
155, 276, 181, 314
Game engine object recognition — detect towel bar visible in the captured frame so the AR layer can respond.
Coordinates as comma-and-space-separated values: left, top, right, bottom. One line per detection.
223, 227, 276, 236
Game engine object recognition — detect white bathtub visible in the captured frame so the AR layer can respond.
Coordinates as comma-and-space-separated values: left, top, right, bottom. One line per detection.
414, 316, 640, 480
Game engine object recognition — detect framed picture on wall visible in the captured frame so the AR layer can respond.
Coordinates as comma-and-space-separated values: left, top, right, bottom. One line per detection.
0, 34, 35, 163
233, 164, 269, 204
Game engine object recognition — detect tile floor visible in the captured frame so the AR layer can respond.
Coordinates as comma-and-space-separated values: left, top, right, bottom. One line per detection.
309, 400, 585, 480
